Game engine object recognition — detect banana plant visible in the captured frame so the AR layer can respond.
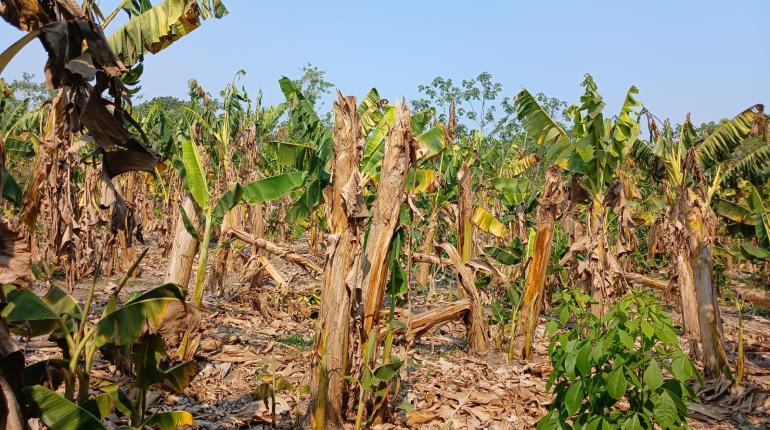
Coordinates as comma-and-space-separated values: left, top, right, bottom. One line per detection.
3, 281, 197, 429
714, 182, 770, 261
518, 75, 641, 315
179, 133, 306, 306
0, 89, 44, 208
630, 105, 766, 378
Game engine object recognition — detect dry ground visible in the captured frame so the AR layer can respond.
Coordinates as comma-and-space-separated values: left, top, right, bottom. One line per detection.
19, 236, 770, 429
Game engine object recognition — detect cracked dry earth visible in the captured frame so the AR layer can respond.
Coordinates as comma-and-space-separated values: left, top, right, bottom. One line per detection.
19, 238, 770, 429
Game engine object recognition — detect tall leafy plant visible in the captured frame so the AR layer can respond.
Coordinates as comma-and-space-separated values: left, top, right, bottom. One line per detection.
539, 288, 699, 430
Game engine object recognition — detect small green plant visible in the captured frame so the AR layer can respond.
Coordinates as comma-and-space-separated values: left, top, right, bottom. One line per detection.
277, 333, 314, 350
3, 251, 197, 429
538, 288, 700, 430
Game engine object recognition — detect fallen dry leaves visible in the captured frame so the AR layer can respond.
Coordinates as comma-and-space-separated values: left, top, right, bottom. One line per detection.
14, 236, 770, 429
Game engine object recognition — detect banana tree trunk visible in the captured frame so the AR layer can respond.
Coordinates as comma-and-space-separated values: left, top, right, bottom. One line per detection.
513, 221, 553, 360
359, 102, 412, 336
673, 176, 729, 379
416, 212, 438, 288
458, 163, 473, 262
586, 198, 611, 317
677, 252, 701, 350
513, 166, 562, 360
439, 243, 489, 355
164, 194, 201, 291
307, 94, 366, 430
0, 287, 23, 430
691, 244, 729, 378
0, 370, 23, 430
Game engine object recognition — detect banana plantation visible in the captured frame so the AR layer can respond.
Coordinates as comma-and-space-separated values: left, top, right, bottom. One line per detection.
1, 1, 770, 429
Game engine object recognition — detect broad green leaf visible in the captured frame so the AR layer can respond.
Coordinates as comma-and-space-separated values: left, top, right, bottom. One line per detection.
2, 167, 23, 207
4, 137, 36, 158
643, 360, 664, 391
607, 367, 627, 400
213, 172, 305, 223
617, 330, 635, 349
82, 393, 115, 420
641, 320, 654, 339
88, 385, 136, 419
655, 324, 678, 345
515, 89, 568, 146
212, 183, 244, 222
575, 344, 592, 376
240, 172, 306, 204
373, 360, 403, 383
723, 143, 770, 185
564, 379, 583, 415
133, 334, 197, 393
181, 138, 209, 210
386, 229, 408, 299
695, 105, 762, 169
361, 106, 396, 178
622, 414, 643, 430
713, 198, 754, 225
415, 125, 445, 162
178, 203, 202, 242
2, 287, 60, 336
263, 140, 312, 167
492, 177, 531, 206
358, 88, 384, 135
652, 391, 678, 429
536, 410, 561, 430
95, 284, 185, 346
23, 385, 107, 430
739, 243, 770, 261
483, 246, 519, 266
670, 354, 692, 381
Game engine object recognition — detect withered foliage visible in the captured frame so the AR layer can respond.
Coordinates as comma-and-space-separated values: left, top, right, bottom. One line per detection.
3, 1, 161, 285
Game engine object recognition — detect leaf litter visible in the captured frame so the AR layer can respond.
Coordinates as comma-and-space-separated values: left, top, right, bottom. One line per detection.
15, 235, 770, 429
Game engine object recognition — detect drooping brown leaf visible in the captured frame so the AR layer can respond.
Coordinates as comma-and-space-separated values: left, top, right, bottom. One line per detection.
0, 221, 32, 285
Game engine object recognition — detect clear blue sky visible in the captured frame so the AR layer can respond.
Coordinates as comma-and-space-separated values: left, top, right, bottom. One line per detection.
2, 0, 769, 124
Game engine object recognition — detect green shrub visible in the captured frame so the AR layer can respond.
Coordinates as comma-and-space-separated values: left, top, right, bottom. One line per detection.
538, 288, 700, 430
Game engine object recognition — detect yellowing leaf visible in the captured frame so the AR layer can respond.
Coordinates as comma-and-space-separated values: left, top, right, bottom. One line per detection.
472, 206, 507, 238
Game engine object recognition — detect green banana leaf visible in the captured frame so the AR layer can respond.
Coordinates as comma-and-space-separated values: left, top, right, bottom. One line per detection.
212, 171, 307, 221
1, 167, 22, 207
739, 243, 770, 261
133, 334, 198, 393
180, 137, 209, 210
695, 105, 762, 169
713, 198, 754, 225
94, 284, 185, 347
484, 246, 520, 266
82, 385, 136, 420
415, 125, 445, 162
23, 385, 107, 430
263, 140, 313, 168
358, 88, 385, 136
